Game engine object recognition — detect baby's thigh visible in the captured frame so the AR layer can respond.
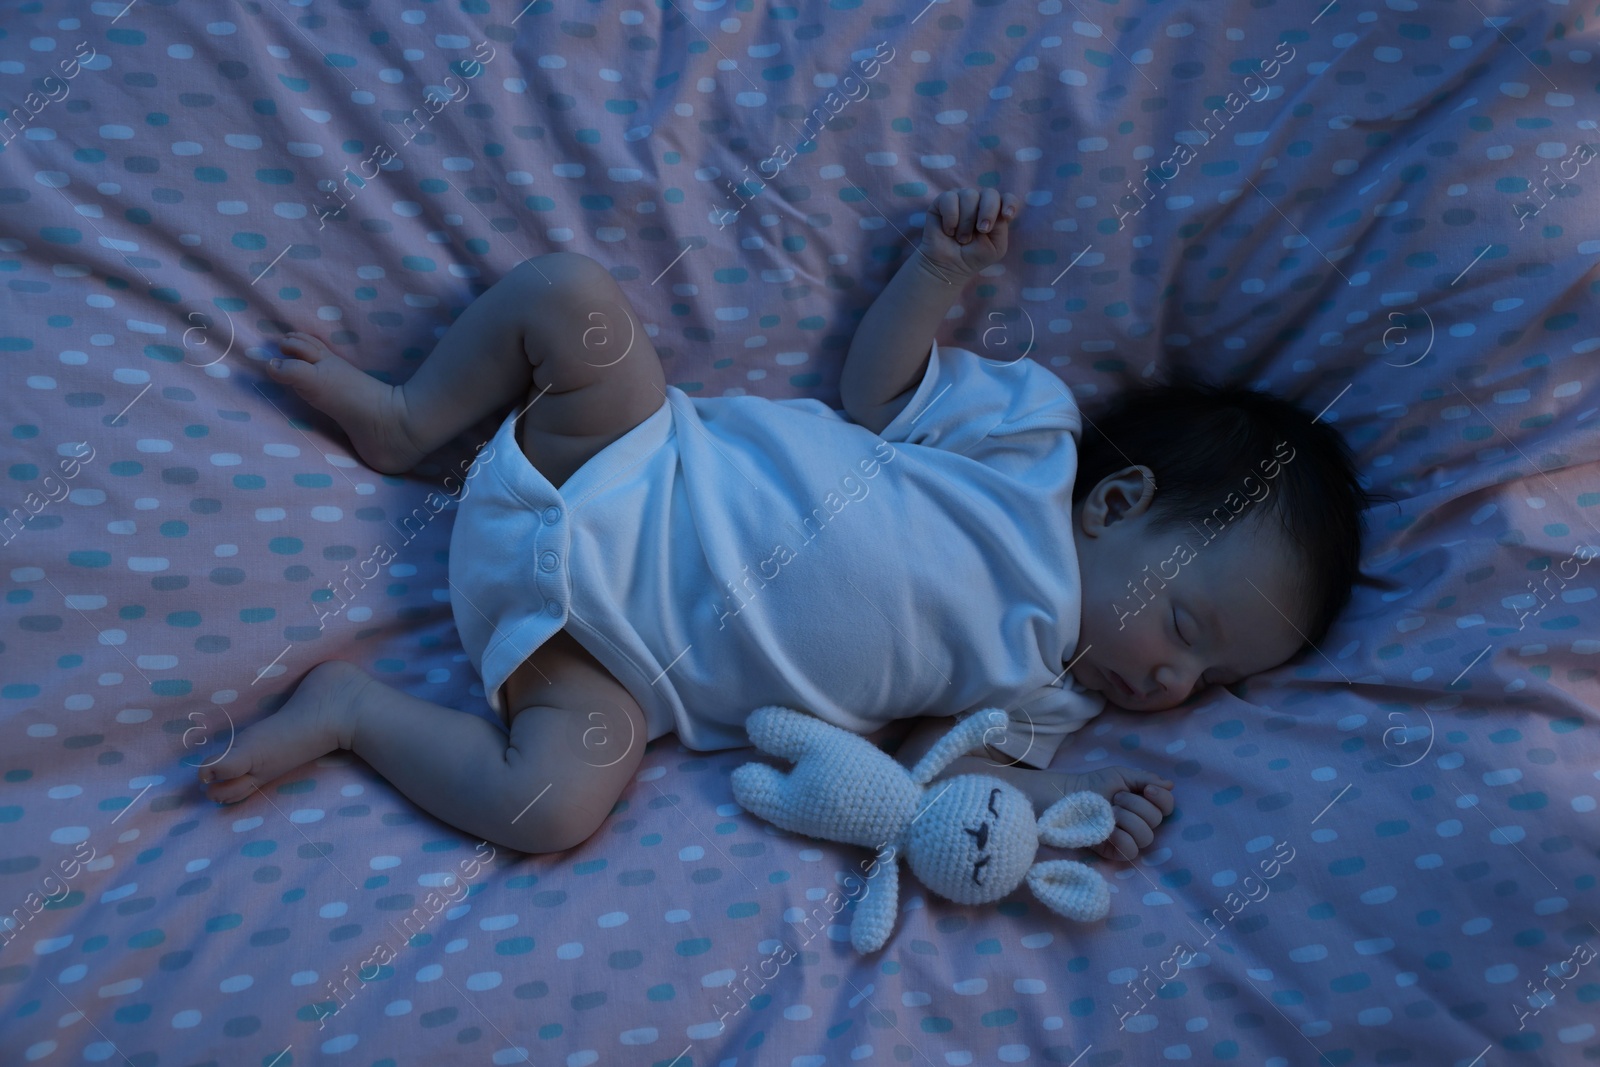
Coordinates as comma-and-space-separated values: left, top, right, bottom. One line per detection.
500, 628, 648, 775
475, 629, 649, 849
514, 253, 667, 486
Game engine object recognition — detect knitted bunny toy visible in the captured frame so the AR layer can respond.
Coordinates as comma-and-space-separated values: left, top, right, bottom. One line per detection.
730, 705, 1117, 953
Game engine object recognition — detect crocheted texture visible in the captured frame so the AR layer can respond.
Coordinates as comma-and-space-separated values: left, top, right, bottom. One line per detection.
904, 774, 1040, 906
730, 705, 920, 849
730, 706, 1118, 953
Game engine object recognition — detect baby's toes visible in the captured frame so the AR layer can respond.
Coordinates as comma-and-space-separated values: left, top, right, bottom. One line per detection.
268, 336, 330, 384
266, 353, 317, 388
281, 332, 332, 361
199, 750, 258, 804
203, 770, 260, 805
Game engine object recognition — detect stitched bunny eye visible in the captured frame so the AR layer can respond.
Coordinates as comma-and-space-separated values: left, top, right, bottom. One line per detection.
972, 855, 990, 885
987, 788, 1001, 817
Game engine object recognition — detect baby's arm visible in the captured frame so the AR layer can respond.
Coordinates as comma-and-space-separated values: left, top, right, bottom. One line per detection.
840, 188, 1022, 435
894, 715, 1174, 862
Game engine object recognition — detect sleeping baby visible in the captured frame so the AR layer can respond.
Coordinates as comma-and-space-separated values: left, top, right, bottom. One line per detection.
199, 187, 1369, 867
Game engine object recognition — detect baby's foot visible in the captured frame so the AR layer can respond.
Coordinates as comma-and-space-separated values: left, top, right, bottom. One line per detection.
199, 661, 369, 804
265, 332, 425, 474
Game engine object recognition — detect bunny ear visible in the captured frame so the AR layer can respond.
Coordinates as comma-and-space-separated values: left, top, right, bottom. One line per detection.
1036, 791, 1115, 849
1026, 859, 1111, 921
909, 709, 1007, 786
849, 854, 902, 954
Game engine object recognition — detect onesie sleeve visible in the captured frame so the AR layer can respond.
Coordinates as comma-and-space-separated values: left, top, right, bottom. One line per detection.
979, 673, 1107, 771
875, 339, 1083, 472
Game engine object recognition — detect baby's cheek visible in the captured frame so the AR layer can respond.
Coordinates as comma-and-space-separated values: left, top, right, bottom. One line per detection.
1124, 635, 1164, 682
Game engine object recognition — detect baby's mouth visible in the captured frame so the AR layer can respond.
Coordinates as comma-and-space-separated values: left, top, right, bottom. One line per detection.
1103, 667, 1138, 702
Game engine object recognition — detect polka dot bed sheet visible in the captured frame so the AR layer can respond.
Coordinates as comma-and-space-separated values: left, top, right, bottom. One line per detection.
2, 2, 1598, 1065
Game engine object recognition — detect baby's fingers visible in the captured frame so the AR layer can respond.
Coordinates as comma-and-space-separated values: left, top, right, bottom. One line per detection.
933, 189, 962, 236
1090, 804, 1163, 862
1114, 806, 1155, 850
977, 191, 1023, 235
1115, 790, 1168, 829
954, 188, 982, 243
1093, 829, 1139, 862
1141, 783, 1176, 817
974, 188, 1001, 235
1119, 769, 1177, 815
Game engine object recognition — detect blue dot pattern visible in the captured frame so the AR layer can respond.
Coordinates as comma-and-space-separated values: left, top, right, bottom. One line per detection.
2, 1, 1598, 1064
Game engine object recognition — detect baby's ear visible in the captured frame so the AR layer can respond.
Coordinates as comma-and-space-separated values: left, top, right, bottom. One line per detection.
1036, 791, 1114, 849
1025, 859, 1110, 921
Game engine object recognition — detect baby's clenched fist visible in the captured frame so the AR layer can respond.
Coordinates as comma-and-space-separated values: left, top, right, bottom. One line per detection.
917, 187, 1023, 281
1067, 765, 1176, 862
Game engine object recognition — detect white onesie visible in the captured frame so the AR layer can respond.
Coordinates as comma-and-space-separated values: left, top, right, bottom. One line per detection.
448, 339, 1107, 770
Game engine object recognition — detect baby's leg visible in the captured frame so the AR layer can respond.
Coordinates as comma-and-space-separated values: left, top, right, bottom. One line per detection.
265, 252, 666, 480
346, 630, 650, 851
200, 636, 649, 853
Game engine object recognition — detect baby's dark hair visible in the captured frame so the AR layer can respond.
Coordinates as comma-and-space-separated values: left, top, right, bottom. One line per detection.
1071, 369, 1387, 653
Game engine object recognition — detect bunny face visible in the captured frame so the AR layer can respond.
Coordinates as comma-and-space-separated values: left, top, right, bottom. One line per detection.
732, 706, 1119, 951
904, 775, 1039, 906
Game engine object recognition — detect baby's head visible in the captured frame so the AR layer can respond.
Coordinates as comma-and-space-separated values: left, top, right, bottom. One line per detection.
1068, 371, 1375, 711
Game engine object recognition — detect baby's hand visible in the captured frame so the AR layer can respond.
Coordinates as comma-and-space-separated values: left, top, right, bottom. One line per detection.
1069, 766, 1176, 862
917, 187, 1022, 281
